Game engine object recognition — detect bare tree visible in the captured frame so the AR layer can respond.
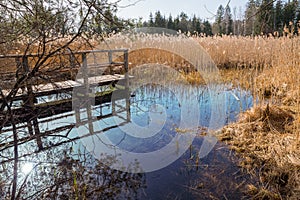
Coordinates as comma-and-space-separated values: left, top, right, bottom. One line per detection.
0, 1, 126, 199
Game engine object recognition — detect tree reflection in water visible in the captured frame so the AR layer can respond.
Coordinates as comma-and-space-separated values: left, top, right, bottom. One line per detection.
0, 136, 146, 199
0, 89, 146, 199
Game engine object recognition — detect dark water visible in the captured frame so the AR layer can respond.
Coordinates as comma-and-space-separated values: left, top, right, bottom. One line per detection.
0, 84, 256, 199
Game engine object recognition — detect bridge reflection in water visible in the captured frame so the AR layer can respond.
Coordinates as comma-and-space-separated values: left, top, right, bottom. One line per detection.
0, 82, 144, 199
0, 49, 147, 199
0, 82, 257, 199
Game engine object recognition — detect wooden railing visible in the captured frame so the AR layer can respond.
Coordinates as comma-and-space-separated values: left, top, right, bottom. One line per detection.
0, 49, 129, 88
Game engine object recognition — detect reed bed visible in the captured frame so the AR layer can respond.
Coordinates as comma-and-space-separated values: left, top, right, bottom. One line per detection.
200, 35, 300, 199
197, 35, 300, 70
198, 35, 300, 107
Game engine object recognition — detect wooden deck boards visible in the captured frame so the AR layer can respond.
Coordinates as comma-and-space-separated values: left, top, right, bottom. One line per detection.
1, 74, 128, 100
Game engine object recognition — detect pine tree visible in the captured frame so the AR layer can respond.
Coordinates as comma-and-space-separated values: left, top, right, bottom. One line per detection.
167, 14, 175, 30
191, 15, 198, 32
149, 12, 154, 27
215, 5, 225, 34
174, 16, 180, 31
203, 20, 213, 36
178, 12, 189, 32
224, 5, 233, 34
154, 11, 166, 27
274, 0, 284, 34
282, 0, 298, 33
258, 0, 275, 34
195, 17, 202, 33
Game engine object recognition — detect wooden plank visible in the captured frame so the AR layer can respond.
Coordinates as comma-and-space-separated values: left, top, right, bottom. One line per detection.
0, 74, 131, 100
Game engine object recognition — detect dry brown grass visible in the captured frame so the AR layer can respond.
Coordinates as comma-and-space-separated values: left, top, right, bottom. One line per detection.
126, 48, 195, 72
219, 105, 300, 199
124, 48, 206, 85
197, 35, 300, 69
204, 35, 300, 199
197, 35, 300, 103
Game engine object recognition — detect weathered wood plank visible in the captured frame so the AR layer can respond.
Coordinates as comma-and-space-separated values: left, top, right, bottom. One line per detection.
1, 74, 130, 100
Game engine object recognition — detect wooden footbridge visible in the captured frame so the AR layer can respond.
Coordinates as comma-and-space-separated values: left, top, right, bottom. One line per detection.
0, 49, 131, 130
0, 49, 129, 100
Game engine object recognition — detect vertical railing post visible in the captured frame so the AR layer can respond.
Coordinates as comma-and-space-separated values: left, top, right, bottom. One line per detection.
112, 99, 116, 115
69, 49, 76, 68
20, 56, 34, 137
82, 52, 94, 134
124, 50, 129, 75
75, 106, 80, 126
15, 56, 21, 81
111, 51, 116, 115
68, 48, 76, 80
108, 50, 113, 64
22, 55, 34, 110
82, 53, 88, 86
124, 50, 130, 122
108, 50, 113, 74
22, 55, 43, 150
15, 56, 25, 92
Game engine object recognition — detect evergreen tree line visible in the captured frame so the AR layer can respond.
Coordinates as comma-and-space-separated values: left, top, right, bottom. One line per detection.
138, 0, 300, 36
140, 11, 213, 36
2, 0, 298, 37
243, 0, 300, 36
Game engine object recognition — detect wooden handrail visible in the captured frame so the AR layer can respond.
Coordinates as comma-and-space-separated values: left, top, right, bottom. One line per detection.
0, 49, 129, 58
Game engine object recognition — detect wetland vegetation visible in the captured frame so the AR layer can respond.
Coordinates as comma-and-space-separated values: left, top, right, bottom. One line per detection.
0, 0, 300, 199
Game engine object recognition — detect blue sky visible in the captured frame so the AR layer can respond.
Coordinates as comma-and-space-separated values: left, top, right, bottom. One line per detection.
114, 0, 249, 21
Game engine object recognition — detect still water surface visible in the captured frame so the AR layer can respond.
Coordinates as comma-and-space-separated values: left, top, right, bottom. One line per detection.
0, 84, 256, 199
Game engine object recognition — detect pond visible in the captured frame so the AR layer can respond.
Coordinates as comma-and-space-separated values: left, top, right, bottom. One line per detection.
0, 83, 257, 199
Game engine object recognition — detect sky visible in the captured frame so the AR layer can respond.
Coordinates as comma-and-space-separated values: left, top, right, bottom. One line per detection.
114, 0, 249, 21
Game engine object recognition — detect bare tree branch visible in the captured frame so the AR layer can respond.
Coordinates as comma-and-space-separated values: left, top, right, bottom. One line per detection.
118, 0, 144, 9
204, 0, 231, 20
246, 0, 276, 22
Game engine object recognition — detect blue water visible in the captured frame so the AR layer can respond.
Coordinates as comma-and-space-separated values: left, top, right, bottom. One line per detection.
96, 84, 254, 199
89, 84, 252, 153
0, 84, 255, 199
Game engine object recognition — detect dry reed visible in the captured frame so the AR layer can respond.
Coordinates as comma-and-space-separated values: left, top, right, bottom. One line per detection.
203, 35, 300, 199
